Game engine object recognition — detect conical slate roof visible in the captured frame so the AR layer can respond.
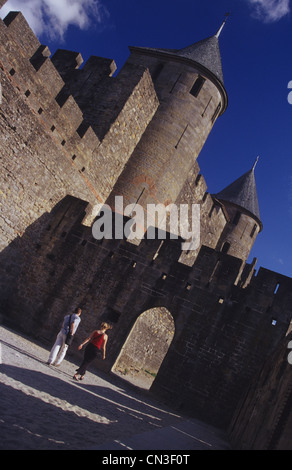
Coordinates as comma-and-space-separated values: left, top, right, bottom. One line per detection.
176, 35, 224, 84
130, 34, 224, 85
213, 164, 262, 229
129, 33, 228, 114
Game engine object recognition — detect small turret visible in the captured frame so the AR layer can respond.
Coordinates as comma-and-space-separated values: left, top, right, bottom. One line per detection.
212, 158, 262, 264
129, 23, 228, 114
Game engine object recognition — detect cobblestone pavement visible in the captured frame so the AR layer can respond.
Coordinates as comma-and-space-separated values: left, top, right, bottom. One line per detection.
0, 326, 231, 450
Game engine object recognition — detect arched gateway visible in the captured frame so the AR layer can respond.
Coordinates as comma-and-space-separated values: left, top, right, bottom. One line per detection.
112, 307, 175, 389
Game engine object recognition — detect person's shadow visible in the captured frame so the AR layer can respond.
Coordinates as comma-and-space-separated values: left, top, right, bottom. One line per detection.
0, 361, 181, 450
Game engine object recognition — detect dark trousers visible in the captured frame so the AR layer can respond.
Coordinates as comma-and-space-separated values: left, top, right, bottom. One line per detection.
76, 343, 100, 376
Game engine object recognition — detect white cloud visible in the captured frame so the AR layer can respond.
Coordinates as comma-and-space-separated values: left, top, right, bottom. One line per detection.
247, 0, 290, 23
0, 0, 109, 40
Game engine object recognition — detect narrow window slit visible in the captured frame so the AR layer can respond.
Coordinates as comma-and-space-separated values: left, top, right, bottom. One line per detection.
190, 76, 205, 98
211, 103, 222, 123
202, 97, 212, 117
175, 124, 189, 149
169, 73, 182, 93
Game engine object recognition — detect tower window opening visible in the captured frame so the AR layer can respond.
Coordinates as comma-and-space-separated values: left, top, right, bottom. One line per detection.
202, 97, 213, 117
190, 76, 205, 98
209, 260, 220, 284
250, 224, 257, 238
195, 174, 202, 186
153, 240, 164, 261
274, 283, 280, 294
211, 103, 222, 123
175, 124, 188, 149
169, 73, 182, 93
202, 192, 208, 203
136, 187, 145, 205
221, 241, 230, 254
233, 211, 241, 225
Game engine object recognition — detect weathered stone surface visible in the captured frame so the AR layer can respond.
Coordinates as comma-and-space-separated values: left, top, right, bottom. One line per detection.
0, 9, 292, 443
229, 332, 292, 449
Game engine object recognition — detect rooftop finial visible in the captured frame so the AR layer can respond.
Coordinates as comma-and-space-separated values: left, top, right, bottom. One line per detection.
252, 156, 260, 171
215, 12, 230, 38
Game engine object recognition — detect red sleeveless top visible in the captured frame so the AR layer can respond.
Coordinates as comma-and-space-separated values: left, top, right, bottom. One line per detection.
91, 331, 105, 349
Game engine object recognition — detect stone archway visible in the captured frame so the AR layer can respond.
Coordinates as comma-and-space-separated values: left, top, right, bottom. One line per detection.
112, 307, 175, 389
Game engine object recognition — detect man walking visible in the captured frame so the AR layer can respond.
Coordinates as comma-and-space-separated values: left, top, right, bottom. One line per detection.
47, 307, 82, 366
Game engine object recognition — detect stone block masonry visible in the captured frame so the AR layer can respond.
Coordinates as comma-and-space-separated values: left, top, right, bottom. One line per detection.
0, 6, 292, 443
229, 332, 292, 449
107, 50, 223, 215
0, 12, 158, 251
2, 197, 291, 428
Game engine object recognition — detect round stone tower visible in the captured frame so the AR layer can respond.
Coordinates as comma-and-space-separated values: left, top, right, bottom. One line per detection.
107, 23, 228, 235
212, 158, 263, 263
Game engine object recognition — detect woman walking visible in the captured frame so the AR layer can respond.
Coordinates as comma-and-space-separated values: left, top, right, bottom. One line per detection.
73, 322, 112, 381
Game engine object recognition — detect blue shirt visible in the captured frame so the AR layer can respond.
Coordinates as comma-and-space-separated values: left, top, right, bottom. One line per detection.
62, 314, 81, 335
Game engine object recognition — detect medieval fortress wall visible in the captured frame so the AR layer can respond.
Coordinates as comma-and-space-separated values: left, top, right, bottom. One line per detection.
0, 5, 292, 447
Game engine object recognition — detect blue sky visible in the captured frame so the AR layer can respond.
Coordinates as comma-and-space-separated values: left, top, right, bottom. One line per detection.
1, 0, 292, 278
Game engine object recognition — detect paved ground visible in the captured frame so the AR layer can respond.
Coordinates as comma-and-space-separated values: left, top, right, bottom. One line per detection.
0, 325, 231, 451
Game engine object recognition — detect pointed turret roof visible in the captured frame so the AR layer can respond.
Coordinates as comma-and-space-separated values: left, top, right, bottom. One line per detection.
175, 35, 224, 84
130, 34, 224, 84
129, 19, 228, 114
213, 159, 263, 230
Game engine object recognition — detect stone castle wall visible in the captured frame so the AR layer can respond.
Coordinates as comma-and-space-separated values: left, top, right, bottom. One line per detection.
1, 7, 292, 440
2, 195, 291, 427
107, 48, 224, 218
229, 332, 292, 449
0, 11, 158, 252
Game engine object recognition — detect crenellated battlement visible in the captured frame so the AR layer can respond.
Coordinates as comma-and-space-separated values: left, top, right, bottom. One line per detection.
0, 11, 159, 249
50, 49, 84, 78
0, 6, 291, 437
1, 191, 289, 427
3, 10, 41, 56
